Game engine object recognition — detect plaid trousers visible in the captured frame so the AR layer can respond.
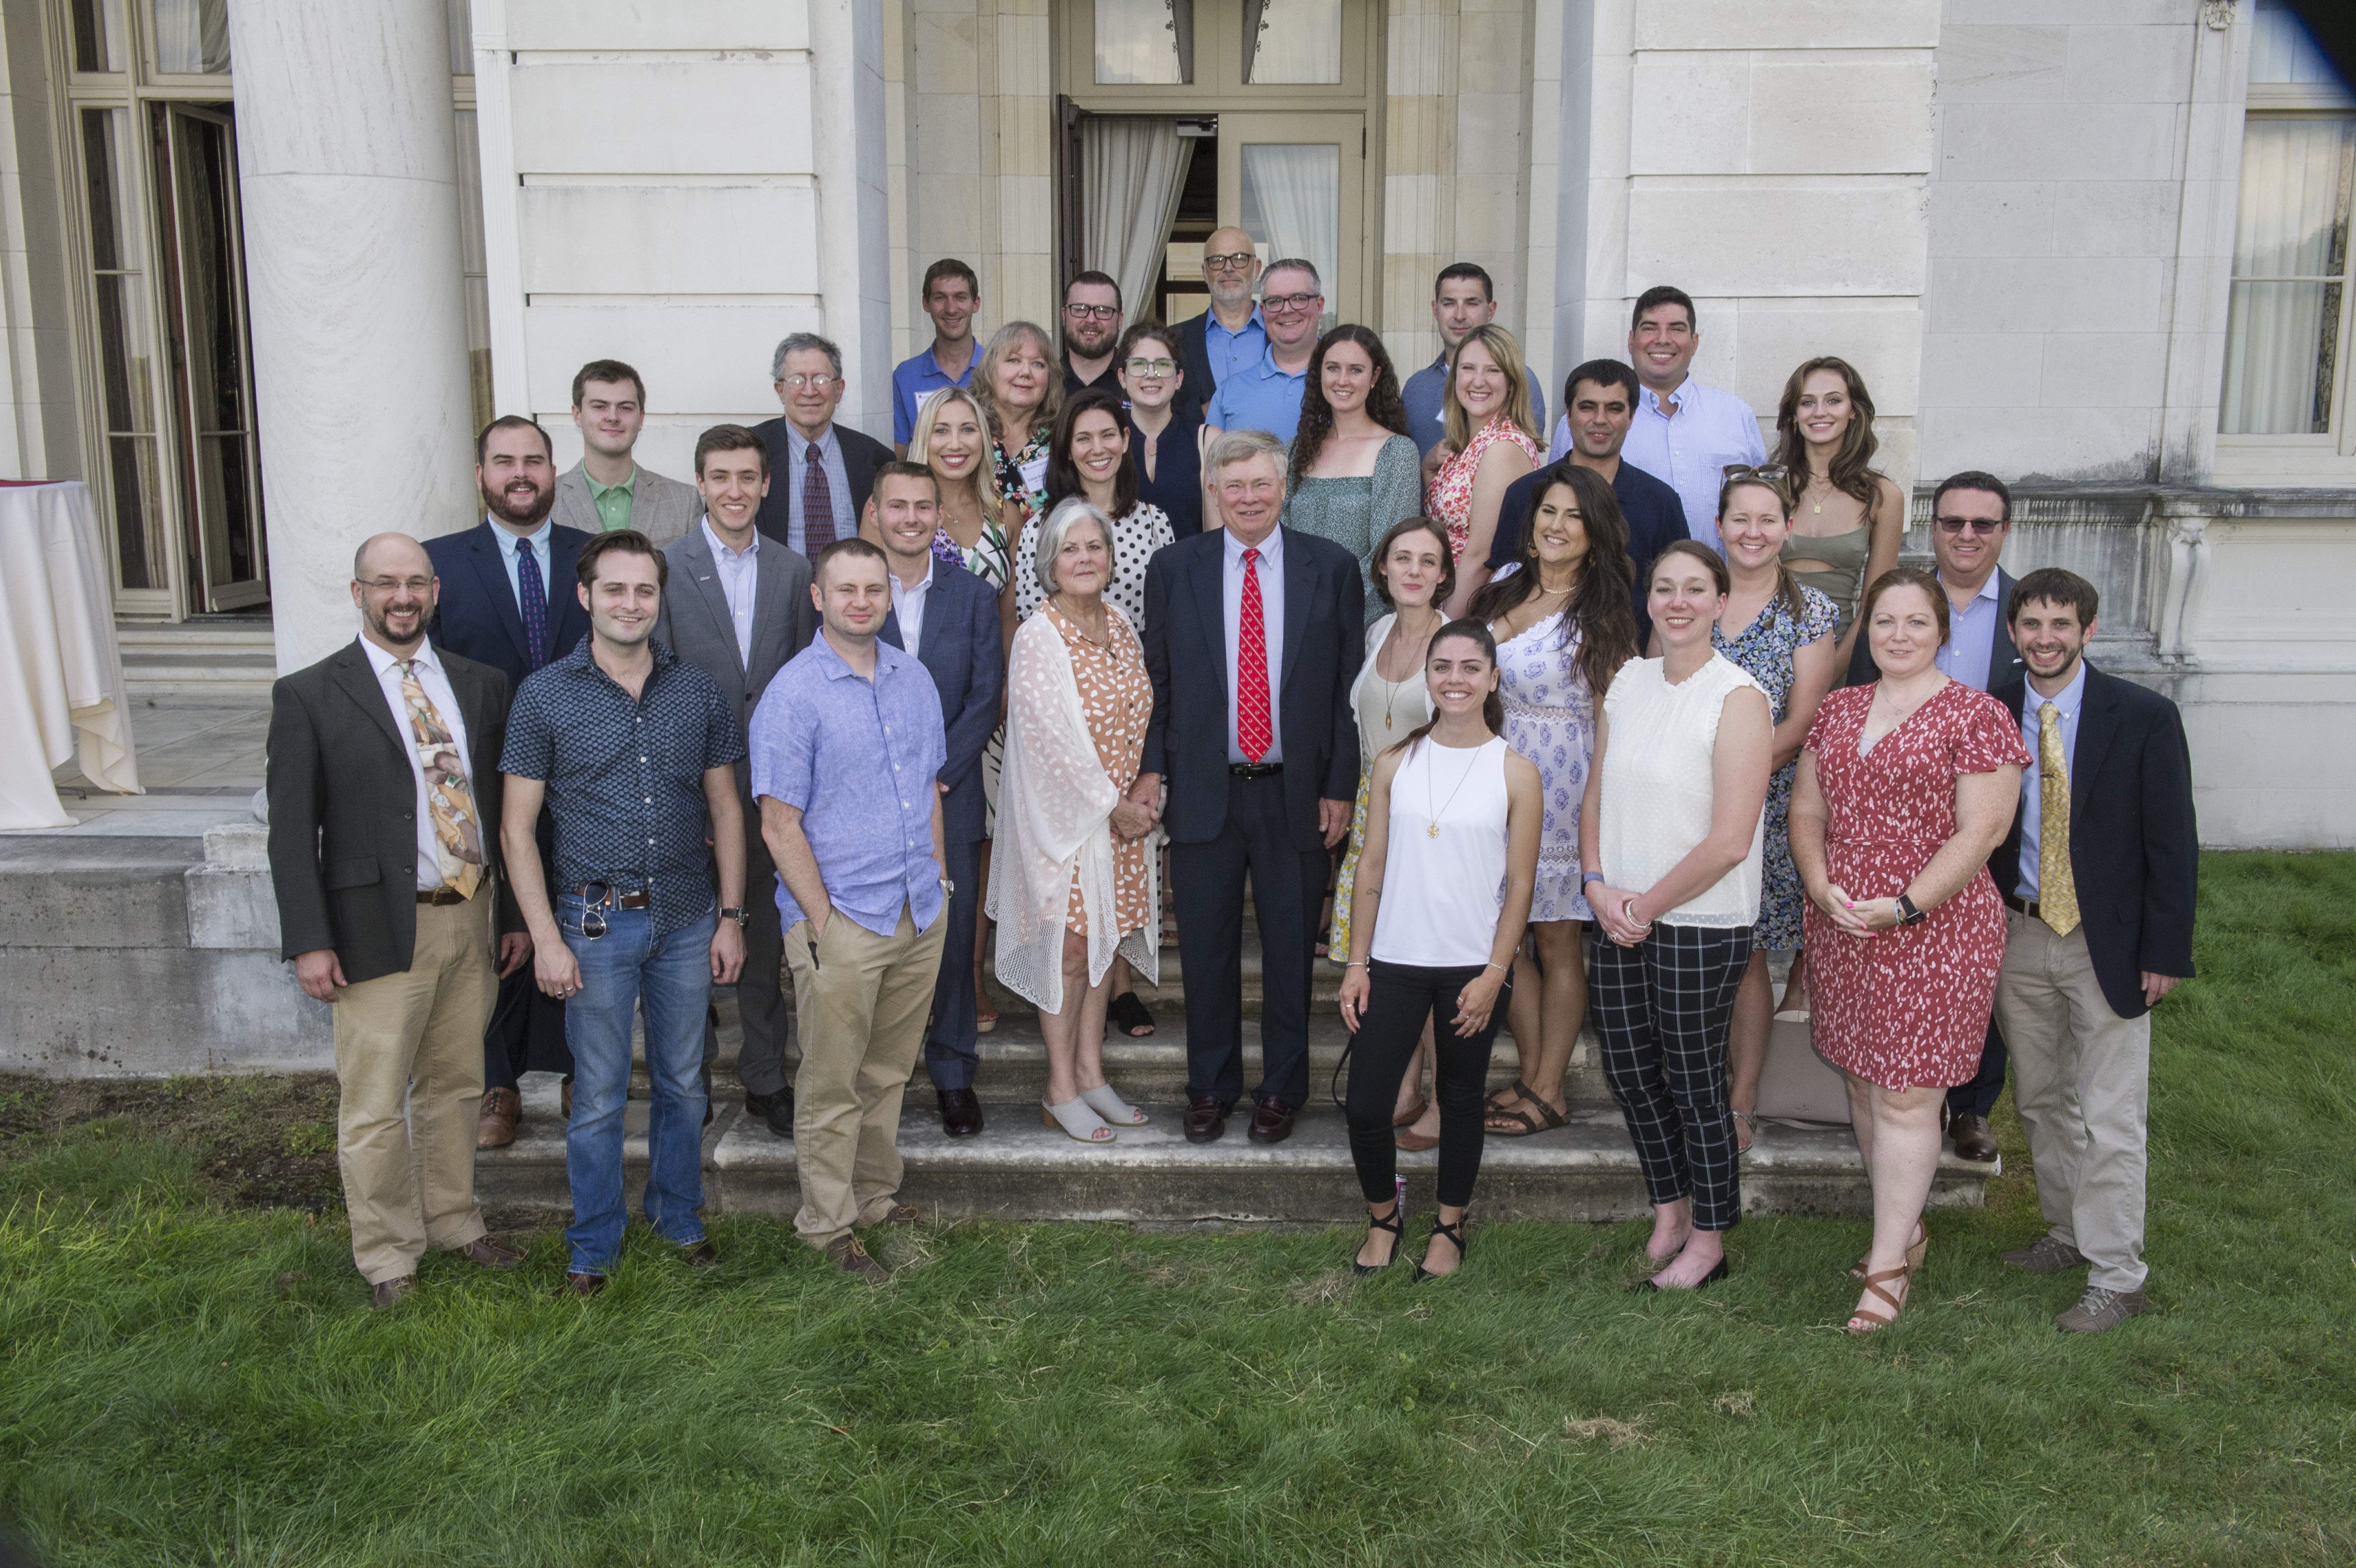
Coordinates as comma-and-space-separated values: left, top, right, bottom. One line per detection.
1589, 922, 1752, 1231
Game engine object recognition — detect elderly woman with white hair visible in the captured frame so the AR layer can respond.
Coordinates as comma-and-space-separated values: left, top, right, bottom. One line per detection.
989, 497, 1162, 1143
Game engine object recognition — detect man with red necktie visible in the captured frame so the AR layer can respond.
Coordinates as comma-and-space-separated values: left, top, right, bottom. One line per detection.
1137, 429, 1363, 1145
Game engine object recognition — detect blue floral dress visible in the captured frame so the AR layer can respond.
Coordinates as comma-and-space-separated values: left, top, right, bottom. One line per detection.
1713, 583, 1839, 951
1494, 609, 1594, 923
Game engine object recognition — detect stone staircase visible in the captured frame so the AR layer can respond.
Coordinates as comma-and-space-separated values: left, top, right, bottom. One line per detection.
116, 620, 277, 700
473, 931, 1996, 1225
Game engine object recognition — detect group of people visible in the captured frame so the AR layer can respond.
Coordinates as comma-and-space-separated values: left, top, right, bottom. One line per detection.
266, 257, 2198, 1336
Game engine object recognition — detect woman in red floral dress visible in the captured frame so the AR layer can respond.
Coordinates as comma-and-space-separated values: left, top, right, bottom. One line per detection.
1792, 568, 2029, 1334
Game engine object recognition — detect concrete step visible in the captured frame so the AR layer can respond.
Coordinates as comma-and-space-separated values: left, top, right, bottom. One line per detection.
472, 1074, 1995, 1224
116, 622, 275, 649
117, 623, 278, 698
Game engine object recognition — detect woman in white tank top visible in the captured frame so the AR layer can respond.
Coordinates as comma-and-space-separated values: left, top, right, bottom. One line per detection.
1335, 621, 1543, 1281
1579, 540, 1774, 1291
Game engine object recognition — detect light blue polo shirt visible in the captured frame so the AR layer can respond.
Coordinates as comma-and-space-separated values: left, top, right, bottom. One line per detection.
1203, 346, 1310, 445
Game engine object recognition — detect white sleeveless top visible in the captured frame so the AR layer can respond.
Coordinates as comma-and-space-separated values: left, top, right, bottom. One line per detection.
1349, 614, 1435, 767
1370, 734, 1512, 968
1597, 654, 1765, 928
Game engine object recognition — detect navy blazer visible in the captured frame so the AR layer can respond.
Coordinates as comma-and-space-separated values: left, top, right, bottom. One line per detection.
1141, 526, 1362, 848
1848, 566, 2023, 690
750, 417, 892, 550
1987, 660, 2198, 1020
423, 520, 594, 686
879, 559, 1004, 846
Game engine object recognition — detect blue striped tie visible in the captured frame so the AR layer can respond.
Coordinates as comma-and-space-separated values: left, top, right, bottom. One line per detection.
517, 538, 548, 671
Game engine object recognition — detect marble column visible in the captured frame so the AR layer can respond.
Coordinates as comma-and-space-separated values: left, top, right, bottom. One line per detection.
229, 0, 475, 672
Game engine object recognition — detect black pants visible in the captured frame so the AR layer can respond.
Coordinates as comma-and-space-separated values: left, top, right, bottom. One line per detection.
484, 809, 574, 1092
1345, 960, 1507, 1209
1589, 922, 1750, 1232
1947, 1016, 2008, 1120
922, 836, 984, 1091
1171, 771, 1325, 1109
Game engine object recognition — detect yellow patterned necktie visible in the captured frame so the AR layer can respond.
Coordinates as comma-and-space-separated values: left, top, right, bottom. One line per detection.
400, 660, 485, 899
2037, 701, 2079, 937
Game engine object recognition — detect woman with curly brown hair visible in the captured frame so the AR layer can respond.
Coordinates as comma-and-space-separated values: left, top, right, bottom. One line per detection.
1282, 325, 1423, 613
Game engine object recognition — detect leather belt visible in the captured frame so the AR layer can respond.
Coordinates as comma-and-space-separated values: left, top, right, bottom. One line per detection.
1229, 762, 1283, 780
2002, 892, 2041, 920
576, 884, 652, 910
416, 887, 469, 906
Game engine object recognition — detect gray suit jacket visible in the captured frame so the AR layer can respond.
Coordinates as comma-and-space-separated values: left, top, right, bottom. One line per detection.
653, 523, 818, 792
554, 460, 699, 547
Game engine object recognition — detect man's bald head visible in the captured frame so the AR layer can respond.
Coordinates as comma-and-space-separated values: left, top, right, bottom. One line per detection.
353, 532, 432, 583
349, 532, 438, 654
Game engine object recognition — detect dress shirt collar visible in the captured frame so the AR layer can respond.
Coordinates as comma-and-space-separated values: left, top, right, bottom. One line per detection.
1949, 570, 2003, 613
1638, 376, 1696, 416
1250, 344, 1306, 383
891, 558, 935, 596
2028, 658, 2088, 721
1223, 525, 1284, 570
702, 516, 760, 562
360, 634, 444, 680
489, 516, 553, 560
783, 423, 838, 465
1206, 306, 1264, 341
585, 465, 639, 501
807, 628, 912, 683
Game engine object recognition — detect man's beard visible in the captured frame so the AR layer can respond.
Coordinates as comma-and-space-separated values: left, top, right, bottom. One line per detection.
485, 479, 555, 527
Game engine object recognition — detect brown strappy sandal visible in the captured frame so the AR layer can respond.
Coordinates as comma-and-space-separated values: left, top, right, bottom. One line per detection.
1848, 1222, 1928, 1281
1845, 1258, 1916, 1334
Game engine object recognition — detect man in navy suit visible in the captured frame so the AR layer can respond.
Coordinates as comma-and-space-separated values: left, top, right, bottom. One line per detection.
1987, 568, 2196, 1333
425, 414, 594, 1143
1137, 429, 1362, 1146
871, 460, 1004, 1137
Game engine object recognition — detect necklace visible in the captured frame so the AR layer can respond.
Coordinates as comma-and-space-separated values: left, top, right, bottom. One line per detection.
1421, 739, 1486, 838
1379, 614, 1439, 730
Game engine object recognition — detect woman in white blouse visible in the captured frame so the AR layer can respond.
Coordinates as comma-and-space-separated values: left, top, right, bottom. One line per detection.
1579, 541, 1773, 1290
989, 500, 1162, 1144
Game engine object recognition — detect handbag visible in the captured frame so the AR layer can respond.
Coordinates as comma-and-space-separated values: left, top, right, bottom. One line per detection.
1753, 1015, 1853, 1125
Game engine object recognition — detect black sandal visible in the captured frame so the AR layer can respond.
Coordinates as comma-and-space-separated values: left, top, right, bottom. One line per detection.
1414, 1215, 1467, 1283
1107, 991, 1156, 1038
1354, 1202, 1404, 1276
1486, 1082, 1567, 1138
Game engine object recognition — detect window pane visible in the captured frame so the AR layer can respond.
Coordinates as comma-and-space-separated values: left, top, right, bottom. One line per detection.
70, 0, 127, 73
81, 108, 165, 589
1096, 0, 1189, 86
2250, 0, 2339, 87
448, 0, 473, 76
1245, 0, 1340, 86
2220, 118, 2354, 434
153, 0, 231, 75
1240, 142, 1338, 325
454, 110, 494, 430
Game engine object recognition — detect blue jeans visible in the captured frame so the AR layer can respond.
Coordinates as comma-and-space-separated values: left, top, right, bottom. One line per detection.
558, 894, 714, 1274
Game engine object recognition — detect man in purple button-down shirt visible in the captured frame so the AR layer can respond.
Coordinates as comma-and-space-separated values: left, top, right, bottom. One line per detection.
751, 537, 949, 1280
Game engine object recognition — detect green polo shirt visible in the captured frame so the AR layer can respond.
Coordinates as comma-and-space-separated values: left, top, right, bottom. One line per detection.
587, 466, 639, 532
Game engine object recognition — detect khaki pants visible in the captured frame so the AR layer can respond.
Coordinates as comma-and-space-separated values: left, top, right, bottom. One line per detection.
332, 897, 497, 1283
1993, 908, 2151, 1293
783, 904, 948, 1247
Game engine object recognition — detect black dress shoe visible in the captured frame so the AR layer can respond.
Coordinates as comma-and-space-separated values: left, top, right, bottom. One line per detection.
938, 1087, 984, 1138
1247, 1097, 1300, 1144
1184, 1096, 1231, 1143
1951, 1113, 1998, 1162
746, 1087, 795, 1139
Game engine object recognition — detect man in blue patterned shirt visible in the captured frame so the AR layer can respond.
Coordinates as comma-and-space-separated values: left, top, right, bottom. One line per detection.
752, 537, 949, 1282
500, 530, 749, 1294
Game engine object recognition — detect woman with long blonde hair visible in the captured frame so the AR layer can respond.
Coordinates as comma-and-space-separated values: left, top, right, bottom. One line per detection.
1430, 324, 1542, 614
972, 321, 1062, 540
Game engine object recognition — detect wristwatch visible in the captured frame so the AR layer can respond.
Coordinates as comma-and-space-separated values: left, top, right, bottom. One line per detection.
719, 907, 751, 928
1894, 893, 1927, 926
940, 877, 956, 898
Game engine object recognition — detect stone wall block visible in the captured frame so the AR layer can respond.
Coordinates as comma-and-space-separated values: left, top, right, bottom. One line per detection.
1629, 178, 1928, 298
509, 60, 815, 175
523, 304, 825, 425
2063, 23, 2197, 104
0, 948, 330, 1077
1938, 103, 2182, 185
507, 0, 810, 50
1628, 52, 1747, 174
1634, 0, 1937, 52
1928, 181, 2058, 259
1734, 299, 1925, 418
518, 185, 822, 295
1935, 26, 2069, 102
1746, 54, 1932, 175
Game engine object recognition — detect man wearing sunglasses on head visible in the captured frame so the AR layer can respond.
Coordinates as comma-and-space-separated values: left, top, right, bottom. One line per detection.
1848, 468, 2026, 1166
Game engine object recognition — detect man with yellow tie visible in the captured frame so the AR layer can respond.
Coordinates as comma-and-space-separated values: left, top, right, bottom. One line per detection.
1987, 568, 2198, 1334
267, 533, 535, 1308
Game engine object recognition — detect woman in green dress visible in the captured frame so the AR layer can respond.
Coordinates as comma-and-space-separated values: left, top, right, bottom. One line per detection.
1284, 324, 1423, 616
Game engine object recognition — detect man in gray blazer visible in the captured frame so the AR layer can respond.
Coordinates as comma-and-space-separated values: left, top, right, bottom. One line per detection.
553, 358, 699, 546
653, 424, 819, 1136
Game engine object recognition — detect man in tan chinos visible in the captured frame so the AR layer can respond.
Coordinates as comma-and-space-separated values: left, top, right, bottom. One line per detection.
267, 533, 534, 1308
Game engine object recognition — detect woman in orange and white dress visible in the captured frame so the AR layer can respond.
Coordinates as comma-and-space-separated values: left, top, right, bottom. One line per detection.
1429, 324, 1543, 615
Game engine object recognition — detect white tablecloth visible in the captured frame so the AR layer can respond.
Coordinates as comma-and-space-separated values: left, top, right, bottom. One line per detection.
0, 479, 142, 828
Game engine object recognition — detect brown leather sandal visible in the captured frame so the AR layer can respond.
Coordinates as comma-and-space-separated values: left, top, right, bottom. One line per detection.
1846, 1260, 1915, 1334
1485, 1083, 1567, 1138
1848, 1221, 1928, 1281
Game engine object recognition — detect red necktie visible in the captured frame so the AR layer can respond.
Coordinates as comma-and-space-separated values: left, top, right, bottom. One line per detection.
1237, 547, 1271, 762
802, 445, 835, 552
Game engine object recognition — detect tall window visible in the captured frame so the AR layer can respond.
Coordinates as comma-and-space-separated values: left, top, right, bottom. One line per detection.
2221, 0, 2356, 440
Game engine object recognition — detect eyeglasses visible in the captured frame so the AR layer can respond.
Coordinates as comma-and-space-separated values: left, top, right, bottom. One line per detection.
1262, 291, 1323, 314
1064, 303, 1120, 321
359, 575, 433, 595
778, 373, 838, 391
1123, 356, 1178, 376
1203, 251, 1258, 272
1720, 463, 1789, 483
1934, 516, 2006, 537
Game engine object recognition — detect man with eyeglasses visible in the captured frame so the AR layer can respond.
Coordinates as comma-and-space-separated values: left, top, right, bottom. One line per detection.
1060, 270, 1126, 395
267, 533, 530, 1308
1849, 469, 2027, 1164
1401, 262, 1548, 457
1175, 226, 1267, 424
752, 332, 892, 555
1202, 257, 1324, 446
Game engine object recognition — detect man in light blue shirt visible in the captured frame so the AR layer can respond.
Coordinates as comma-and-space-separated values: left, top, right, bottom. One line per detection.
1552, 285, 1764, 547
892, 259, 981, 454
2012, 658, 2084, 904
1401, 262, 1547, 455
1203, 258, 1325, 445
1175, 225, 1267, 424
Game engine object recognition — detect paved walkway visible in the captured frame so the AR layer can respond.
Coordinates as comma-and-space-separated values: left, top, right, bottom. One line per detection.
18, 697, 267, 838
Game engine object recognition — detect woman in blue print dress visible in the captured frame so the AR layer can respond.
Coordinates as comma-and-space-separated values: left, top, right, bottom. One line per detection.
1468, 465, 1639, 1137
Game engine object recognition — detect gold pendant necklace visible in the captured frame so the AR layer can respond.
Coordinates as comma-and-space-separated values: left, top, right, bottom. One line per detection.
1423, 741, 1484, 837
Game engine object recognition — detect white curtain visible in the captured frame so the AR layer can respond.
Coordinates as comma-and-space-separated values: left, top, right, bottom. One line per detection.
153, 0, 230, 73
1244, 0, 1341, 85
1240, 142, 1339, 323
1082, 117, 1195, 331
2219, 118, 2354, 435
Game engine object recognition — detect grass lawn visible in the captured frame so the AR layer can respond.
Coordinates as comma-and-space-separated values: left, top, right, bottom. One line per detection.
3, 851, 2352, 1567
